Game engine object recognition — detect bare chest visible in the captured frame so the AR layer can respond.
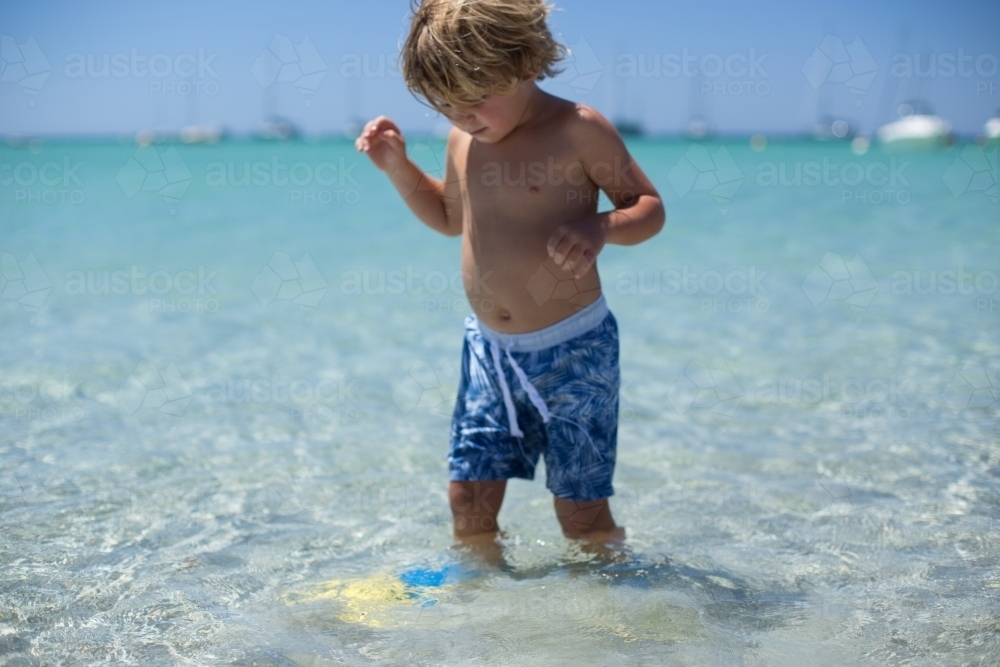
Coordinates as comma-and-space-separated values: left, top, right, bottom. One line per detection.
460, 142, 597, 229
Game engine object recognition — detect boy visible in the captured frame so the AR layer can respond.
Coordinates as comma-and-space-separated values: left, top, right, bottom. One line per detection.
355, 0, 665, 557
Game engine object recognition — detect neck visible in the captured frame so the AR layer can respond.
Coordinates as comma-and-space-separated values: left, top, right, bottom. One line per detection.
513, 82, 544, 130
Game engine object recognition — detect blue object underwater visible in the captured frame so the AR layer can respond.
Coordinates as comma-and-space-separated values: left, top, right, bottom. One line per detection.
398, 564, 464, 588
397, 564, 472, 606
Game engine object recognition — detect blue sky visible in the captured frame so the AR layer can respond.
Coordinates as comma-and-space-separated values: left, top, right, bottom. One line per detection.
1, 0, 998, 137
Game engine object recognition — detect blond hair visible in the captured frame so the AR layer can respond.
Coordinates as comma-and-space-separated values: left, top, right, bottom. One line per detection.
400, 0, 566, 111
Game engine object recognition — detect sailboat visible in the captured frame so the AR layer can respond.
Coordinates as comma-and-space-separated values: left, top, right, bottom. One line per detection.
179, 87, 224, 144
869, 30, 952, 150
254, 82, 301, 141
876, 100, 952, 150
811, 66, 853, 141
685, 117, 711, 140
255, 116, 301, 141
986, 111, 1000, 141
683, 74, 712, 140
611, 43, 645, 137
180, 125, 223, 144
813, 116, 854, 141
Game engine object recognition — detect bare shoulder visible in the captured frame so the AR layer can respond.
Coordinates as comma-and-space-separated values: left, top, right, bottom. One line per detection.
526, 96, 617, 146
565, 103, 624, 146
553, 103, 633, 176
556, 103, 631, 168
562, 102, 662, 205
569, 103, 617, 131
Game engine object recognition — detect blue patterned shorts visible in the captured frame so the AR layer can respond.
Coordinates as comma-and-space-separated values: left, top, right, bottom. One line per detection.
448, 294, 620, 501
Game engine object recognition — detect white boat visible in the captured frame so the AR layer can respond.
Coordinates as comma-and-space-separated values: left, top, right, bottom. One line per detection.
876, 101, 951, 150
686, 117, 711, 140
985, 114, 1000, 141
180, 125, 223, 144
255, 116, 301, 141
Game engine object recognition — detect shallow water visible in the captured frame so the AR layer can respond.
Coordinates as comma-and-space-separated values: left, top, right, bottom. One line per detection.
1, 138, 998, 665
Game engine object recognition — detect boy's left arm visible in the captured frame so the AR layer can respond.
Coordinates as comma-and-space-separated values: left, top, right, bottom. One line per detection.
546, 106, 666, 279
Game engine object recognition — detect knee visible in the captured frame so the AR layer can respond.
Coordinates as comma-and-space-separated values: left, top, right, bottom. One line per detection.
448, 481, 502, 516
554, 497, 616, 535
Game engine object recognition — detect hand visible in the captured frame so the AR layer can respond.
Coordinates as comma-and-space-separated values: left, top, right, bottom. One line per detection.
546, 216, 607, 279
355, 116, 406, 173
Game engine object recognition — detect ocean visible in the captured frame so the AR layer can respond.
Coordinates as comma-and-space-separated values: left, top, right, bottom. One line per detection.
2, 137, 998, 665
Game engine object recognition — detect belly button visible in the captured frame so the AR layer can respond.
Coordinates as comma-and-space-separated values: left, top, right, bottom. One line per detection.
499, 309, 511, 319
529, 186, 539, 193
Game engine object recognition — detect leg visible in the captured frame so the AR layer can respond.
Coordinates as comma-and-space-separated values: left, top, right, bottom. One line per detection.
449, 480, 507, 566
554, 496, 626, 560
530, 311, 624, 550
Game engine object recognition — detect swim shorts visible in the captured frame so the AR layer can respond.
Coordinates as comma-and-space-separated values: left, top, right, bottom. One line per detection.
448, 294, 620, 501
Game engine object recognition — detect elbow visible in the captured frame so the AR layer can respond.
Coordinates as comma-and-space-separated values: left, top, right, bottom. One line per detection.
649, 196, 666, 237
613, 195, 664, 245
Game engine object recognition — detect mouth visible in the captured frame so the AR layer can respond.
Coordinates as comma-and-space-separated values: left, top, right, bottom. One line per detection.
469, 128, 487, 135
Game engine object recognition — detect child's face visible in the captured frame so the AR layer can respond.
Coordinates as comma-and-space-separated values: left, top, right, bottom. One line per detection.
438, 78, 535, 144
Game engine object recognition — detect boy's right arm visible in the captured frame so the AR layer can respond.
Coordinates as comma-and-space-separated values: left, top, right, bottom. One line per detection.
355, 116, 461, 237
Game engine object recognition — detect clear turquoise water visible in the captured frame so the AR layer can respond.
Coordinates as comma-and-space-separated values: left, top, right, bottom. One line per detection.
1, 137, 998, 665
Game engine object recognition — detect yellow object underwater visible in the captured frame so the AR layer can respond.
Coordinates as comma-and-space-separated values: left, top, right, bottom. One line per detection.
285, 568, 456, 628
308, 574, 413, 627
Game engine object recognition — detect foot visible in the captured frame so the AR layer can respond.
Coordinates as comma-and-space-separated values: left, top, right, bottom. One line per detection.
450, 529, 508, 569
564, 525, 629, 564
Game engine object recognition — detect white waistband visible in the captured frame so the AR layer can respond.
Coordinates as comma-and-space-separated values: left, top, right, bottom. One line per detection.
474, 293, 609, 352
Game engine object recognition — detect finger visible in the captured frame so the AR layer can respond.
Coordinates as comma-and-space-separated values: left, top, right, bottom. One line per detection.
562, 244, 586, 272
370, 116, 400, 136
547, 226, 568, 258
366, 130, 393, 149
551, 237, 576, 268
382, 129, 405, 147
365, 127, 402, 152
572, 250, 595, 279
572, 261, 592, 280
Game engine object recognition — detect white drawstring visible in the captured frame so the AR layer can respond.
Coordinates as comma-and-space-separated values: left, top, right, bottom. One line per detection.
505, 344, 551, 423
488, 339, 605, 463
489, 339, 522, 437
